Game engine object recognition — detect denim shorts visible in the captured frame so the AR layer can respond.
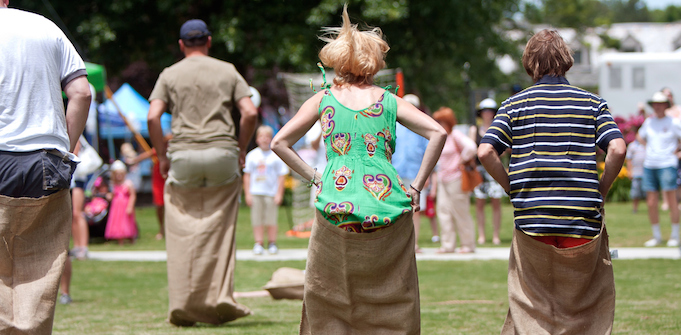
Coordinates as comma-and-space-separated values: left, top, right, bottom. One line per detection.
0, 150, 76, 198
642, 166, 678, 192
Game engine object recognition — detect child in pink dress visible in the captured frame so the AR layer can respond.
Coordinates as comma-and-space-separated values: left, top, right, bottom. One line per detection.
105, 160, 138, 244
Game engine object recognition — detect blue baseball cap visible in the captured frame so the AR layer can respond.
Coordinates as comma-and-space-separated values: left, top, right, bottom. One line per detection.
180, 19, 211, 40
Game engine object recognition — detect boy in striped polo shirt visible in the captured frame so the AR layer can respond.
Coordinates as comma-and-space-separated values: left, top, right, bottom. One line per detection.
478, 29, 626, 334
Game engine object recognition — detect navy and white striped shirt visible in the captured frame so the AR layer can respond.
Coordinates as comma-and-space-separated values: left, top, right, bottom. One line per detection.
481, 75, 623, 239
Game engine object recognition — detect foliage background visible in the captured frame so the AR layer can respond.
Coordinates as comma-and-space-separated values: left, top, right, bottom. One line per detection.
10, 0, 523, 119
12, 0, 681, 119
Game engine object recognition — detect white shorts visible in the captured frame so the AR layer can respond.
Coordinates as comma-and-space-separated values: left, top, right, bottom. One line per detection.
473, 166, 506, 199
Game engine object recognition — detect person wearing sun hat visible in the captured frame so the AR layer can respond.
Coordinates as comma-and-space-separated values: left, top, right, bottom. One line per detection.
147, 18, 258, 326
469, 98, 506, 245
638, 91, 681, 247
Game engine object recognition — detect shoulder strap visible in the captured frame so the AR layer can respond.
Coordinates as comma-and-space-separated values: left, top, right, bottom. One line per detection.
310, 62, 332, 93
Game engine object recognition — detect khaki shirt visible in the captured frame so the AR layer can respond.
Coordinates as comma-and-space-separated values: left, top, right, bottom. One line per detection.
149, 56, 251, 152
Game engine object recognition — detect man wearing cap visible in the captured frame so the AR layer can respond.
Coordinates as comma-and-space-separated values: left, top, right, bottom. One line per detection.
637, 91, 681, 247
147, 19, 257, 326
0, 0, 91, 333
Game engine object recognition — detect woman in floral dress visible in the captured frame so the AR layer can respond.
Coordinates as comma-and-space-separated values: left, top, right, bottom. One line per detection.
271, 6, 446, 334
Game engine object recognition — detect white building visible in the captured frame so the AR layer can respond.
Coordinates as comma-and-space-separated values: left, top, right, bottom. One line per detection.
500, 22, 681, 115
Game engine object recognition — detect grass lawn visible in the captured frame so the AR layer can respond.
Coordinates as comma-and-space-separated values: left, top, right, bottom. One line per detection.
54, 259, 681, 334
86, 200, 672, 251
58, 200, 679, 334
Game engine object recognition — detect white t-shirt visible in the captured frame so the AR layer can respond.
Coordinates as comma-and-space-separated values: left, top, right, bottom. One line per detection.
304, 121, 328, 171
638, 116, 681, 169
244, 147, 289, 197
626, 140, 646, 177
0, 8, 87, 159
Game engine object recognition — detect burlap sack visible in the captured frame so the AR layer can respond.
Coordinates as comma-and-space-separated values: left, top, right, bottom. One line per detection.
164, 180, 251, 326
263, 267, 304, 300
501, 224, 615, 335
0, 190, 71, 335
300, 211, 420, 335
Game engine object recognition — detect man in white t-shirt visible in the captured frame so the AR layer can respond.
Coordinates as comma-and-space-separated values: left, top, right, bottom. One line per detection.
638, 91, 681, 247
243, 126, 289, 255
0, 1, 91, 333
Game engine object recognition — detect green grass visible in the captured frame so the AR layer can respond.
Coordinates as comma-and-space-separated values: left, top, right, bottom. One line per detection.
59, 200, 680, 333
53, 259, 681, 334
86, 200, 669, 251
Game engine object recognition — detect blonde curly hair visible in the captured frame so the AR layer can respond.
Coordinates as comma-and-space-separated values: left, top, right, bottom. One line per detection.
318, 4, 389, 86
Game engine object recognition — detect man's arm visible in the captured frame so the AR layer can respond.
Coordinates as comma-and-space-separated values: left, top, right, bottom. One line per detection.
243, 172, 252, 207
599, 138, 627, 197
236, 97, 258, 167
147, 99, 169, 177
478, 143, 510, 194
63, 76, 91, 152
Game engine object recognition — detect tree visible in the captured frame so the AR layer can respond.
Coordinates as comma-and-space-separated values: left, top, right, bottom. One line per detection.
605, 0, 651, 23
12, 0, 521, 119
521, 0, 607, 30
651, 5, 681, 22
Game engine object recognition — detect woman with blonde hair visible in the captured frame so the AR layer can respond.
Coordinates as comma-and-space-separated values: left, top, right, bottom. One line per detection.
272, 5, 446, 334
431, 107, 478, 253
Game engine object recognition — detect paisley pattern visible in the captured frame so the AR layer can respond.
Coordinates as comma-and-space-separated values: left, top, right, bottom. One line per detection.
316, 90, 410, 232
331, 133, 352, 156
363, 134, 377, 157
324, 201, 355, 224
396, 175, 410, 198
314, 181, 322, 203
376, 127, 394, 162
332, 166, 353, 191
362, 214, 393, 230
363, 174, 393, 201
320, 106, 335, 140
359, 100, 384, 118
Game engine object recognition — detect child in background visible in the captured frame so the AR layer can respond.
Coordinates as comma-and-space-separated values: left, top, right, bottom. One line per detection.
84, 177, 111, 220
120, 143, 143, 191
243, 125, 289, 255
627, 136, 646, 213
105, 160, 138, 245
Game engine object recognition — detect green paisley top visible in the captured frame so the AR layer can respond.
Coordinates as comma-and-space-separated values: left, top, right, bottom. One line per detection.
314, 88, 412, 233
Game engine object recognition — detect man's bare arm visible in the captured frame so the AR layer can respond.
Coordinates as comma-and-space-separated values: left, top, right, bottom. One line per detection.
63, 76, 91, 152
236, 96, 258, 167
147, 99, 169, 177
599, 138, 627, 197
478, 143, 510, 194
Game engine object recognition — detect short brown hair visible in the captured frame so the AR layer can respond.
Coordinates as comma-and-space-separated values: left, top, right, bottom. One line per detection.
432, 107, 457, 133
522, 29, 574, 82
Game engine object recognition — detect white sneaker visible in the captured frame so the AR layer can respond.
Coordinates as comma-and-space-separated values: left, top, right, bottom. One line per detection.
644, 238, 662, 247
58, 293, 72, 305
268, 243, 278, 255
431, 236, 440, 243
667, 238, 680, 247
253, 243, 264, 255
